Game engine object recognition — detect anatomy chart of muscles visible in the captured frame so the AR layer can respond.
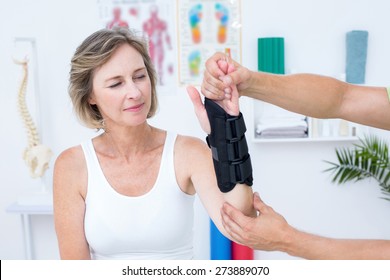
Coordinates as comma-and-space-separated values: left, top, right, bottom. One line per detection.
97, 0, 176, 93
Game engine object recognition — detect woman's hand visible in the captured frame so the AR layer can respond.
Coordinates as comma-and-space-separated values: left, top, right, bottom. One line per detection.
187, 61, 240, 134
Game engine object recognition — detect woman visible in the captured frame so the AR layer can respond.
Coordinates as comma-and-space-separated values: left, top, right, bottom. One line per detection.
53, 28, 254, 260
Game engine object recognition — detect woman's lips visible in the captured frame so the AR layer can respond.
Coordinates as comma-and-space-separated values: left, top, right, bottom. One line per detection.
124, 103, 144, 112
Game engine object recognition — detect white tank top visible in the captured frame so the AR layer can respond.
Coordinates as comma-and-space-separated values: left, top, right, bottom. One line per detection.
82, 131, 195, 259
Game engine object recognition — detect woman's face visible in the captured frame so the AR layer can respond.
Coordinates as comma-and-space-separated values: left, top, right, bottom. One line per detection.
90, 43, 152, 128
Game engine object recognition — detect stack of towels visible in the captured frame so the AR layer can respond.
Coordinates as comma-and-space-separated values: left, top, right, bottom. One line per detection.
256, 37, 308, 139
256, 104, 308, 139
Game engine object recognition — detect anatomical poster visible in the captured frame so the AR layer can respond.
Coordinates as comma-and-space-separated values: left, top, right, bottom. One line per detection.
97, 0, 177, 93
177, 0, 241, 85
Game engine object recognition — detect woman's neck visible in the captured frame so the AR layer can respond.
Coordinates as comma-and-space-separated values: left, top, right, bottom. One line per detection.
101, 122, 156, 158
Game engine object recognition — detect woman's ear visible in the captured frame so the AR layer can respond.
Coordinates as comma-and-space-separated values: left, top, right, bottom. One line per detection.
89, 94, 96, 105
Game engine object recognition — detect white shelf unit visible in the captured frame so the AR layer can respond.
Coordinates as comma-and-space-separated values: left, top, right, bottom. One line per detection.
252, 136, 359, 143
251, 100, 363, 143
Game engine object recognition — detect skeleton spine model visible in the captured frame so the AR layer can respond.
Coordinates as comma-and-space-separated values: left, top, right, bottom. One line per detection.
15, 58, 53, 178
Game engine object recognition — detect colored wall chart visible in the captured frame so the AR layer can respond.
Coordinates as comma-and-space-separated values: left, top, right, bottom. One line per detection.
97, 0, 177, 94
177, 0, 242, 85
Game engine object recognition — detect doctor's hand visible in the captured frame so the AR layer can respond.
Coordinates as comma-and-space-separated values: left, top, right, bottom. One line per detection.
201, 52, 252, 101
221, 192, 292, 252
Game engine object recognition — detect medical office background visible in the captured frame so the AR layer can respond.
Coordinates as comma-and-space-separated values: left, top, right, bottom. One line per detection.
1, 0, 390, 260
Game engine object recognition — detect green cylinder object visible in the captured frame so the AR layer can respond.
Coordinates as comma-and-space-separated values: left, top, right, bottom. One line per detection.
258, 37, 285, 74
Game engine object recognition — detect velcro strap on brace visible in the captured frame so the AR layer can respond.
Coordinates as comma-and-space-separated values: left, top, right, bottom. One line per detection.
205, 98, 253, 193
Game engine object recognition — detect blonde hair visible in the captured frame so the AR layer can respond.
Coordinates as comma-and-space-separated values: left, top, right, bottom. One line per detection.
69, 27, 158, 129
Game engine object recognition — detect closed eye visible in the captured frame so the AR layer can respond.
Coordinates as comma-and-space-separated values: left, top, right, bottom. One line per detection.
108, 81, 122, 88
134, 74, 146, 80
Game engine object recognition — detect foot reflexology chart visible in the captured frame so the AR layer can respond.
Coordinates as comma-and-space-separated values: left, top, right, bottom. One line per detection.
177, 0, 242, 85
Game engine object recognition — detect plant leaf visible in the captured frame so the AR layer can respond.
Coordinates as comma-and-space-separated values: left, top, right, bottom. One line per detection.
324, 134, 390, 200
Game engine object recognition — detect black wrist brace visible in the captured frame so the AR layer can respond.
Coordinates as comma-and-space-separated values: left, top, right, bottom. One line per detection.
204, 98, 253, 192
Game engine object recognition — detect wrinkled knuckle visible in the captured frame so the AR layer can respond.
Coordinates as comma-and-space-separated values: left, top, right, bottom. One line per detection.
217, 83, 226, 91
201, 87, 210, 97
240, 231, 250, 242
242, 222, 253, 233
204, 75, 214, 85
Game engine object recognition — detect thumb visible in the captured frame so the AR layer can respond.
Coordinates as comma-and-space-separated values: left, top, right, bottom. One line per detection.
187, 85, 203, 112
186, 86, 211, 134
227, 62, 235, 74
226, 63, 239, 105
253, 192, 269, 214
220, 70, 242, 87
217, 59, 229, 75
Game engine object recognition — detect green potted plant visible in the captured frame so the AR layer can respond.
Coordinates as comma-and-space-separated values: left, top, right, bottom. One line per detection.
324, 135, 390, 201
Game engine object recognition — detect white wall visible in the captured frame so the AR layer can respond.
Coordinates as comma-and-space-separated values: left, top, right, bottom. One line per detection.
1, 0, 389, 260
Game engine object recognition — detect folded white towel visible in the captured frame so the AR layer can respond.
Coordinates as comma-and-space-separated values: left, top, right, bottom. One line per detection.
256, 120, 308, 134
259, 127, 307, 134
261, 103, 306, 120
257, 133, 307, 139
256, 127, 308, 138
256, 133, 307, 139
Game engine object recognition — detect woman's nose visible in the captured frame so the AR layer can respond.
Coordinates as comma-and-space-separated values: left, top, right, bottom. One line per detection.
125, 81, 142, 99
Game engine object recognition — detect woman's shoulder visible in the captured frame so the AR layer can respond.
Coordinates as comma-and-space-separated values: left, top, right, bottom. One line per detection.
53, 144, 88, 201
173, 134, 212, 190
54, 144, 85, 173
175, 134, 210, 157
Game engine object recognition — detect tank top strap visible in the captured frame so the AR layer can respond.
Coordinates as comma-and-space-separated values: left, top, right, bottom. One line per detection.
158, 131, 177, 186
81, 139, 102, 182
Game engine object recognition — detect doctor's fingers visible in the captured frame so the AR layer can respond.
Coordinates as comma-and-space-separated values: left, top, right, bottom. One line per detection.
201, 71, 227, 100
221, 203, 254, 239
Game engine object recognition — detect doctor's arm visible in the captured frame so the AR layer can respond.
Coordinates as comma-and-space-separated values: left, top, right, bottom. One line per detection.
202, 52, 390, 130
222, 193, 390, 259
